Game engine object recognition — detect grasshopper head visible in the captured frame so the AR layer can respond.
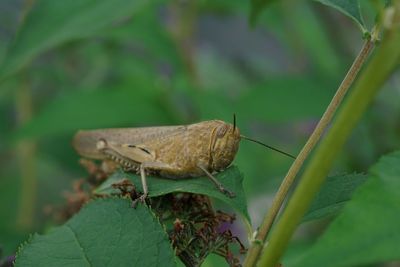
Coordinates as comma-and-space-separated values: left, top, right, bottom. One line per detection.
210, 121, 241, 171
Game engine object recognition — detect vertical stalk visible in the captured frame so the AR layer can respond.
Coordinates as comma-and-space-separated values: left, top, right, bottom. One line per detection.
258, 4, 400, 266
168, 0, 198, 85
15, 71, 37, 230
14, 0, 37, 231
243, 30, 376, 267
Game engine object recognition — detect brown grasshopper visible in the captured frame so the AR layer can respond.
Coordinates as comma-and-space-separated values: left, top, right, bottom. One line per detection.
73, 119, 295, 202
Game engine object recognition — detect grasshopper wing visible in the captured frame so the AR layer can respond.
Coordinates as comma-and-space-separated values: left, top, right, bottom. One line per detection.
73, 125, 186, 159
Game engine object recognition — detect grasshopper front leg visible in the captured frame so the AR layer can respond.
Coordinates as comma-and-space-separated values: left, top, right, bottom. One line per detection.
197, 165, 235, 198
135, 162, 236, 202
143, 162, 235, 198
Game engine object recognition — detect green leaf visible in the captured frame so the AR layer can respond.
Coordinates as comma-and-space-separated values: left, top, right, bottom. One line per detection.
313, 0, 366, 32
250, 0, 367, 33
15, 198, 176, 267
12, 87, 169, 140
0, 0, 148, 81
103, 1, 183, 72
292, 151, 400, 267
238, 77, 334, 122
303, 173, 367, 222
249, 0, 278, 25
189, 77, 334, 123
95, 166, 252, 233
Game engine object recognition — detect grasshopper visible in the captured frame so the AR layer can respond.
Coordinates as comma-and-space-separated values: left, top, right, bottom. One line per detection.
73, 119, 295, 202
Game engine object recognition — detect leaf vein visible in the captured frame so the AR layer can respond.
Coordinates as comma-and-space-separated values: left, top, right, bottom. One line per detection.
65, 225, 92, 267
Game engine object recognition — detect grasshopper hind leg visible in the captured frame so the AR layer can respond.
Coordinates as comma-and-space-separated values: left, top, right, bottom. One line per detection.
197, 165, 235, 198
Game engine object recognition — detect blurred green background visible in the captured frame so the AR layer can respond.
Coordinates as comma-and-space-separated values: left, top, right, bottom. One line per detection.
0, 0, 399, 265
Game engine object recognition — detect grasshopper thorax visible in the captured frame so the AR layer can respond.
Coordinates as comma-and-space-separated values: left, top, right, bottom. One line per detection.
210, 121, 241, 171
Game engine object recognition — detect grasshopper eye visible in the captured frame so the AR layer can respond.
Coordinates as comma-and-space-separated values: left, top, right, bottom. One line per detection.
216, 124, 229, 138
232, 113, 236, 134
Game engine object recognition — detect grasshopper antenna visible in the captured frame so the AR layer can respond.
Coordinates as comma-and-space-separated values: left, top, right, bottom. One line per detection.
240, 135, 296, 159
232, 113, 237, 133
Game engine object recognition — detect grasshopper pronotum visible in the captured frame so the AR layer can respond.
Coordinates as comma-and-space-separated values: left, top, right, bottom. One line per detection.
73, 118, 295, 202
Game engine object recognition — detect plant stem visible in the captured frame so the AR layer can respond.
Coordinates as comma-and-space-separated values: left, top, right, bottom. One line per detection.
168, 0, 198, 86
14, 0, 37, 231
15, 71, 37, 230
243, 29, 376, 267
258, 4, 400, 266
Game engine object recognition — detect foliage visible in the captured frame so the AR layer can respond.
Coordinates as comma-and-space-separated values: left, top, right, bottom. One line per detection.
303, 173, 367, 222
250, 0, 366, 32
0, 0, 149, 80
95, 166, 252, 231
0, 0, 399, 266
288, 151, 400, 267
15, 198, 176, 267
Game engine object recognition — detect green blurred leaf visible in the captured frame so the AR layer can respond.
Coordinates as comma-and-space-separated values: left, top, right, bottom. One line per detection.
13, 87, 170, 140
303, 173, 367, 222
104, 2, 182, 72
189, 77, 334, 123
0, 161, 25, 256
250, 0, 367, 31
95, 166, 252, 232
293, 151, 400, 267
239, 77, 333, 122
248, 2, 343, 77
289, 5, 343, 76
199, 0, 249, 14
0, 0, 149, 81
249, 0, 278, 25
15, 198, 176, 267
313, 0, 366, 32
201, 253, 231, 267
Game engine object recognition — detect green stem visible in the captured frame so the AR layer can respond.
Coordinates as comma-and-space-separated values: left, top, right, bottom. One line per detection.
243, 25, 377, 267
168, 0, 198, 86
258, 4, 400, 266
15, 71, 37, 230
14, 0, 37, 231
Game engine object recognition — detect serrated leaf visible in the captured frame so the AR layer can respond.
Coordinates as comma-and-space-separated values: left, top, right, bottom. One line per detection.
95, 166, 252, 233
303, 173, 367, 221
15, 198, 176, 267
0, 0, 148, 81
292, 151, 400, 267
313, 0, 366, 32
